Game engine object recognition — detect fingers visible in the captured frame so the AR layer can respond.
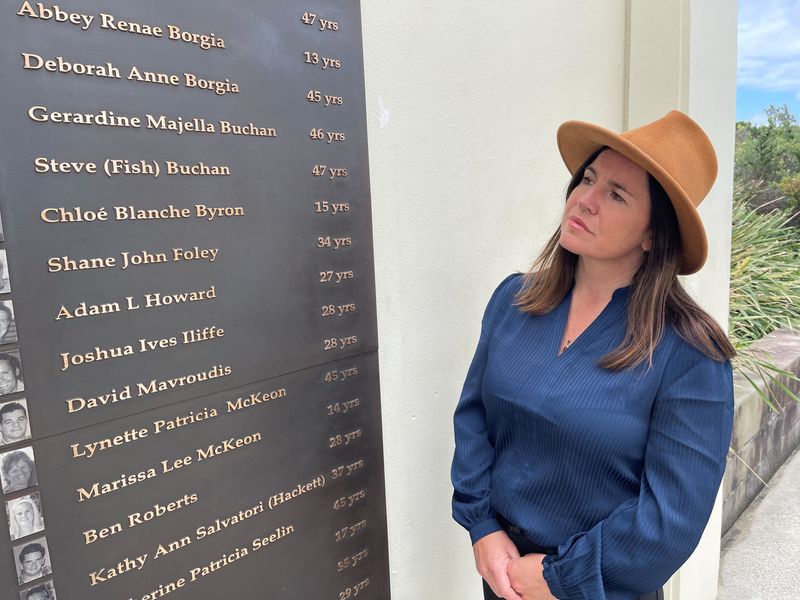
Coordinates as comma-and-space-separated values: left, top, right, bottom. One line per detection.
502, 586, 524, 600
499, 583, 525, 600
486, 579, 524, 600
473, 531, 525, 600
487, 567, 524, 600
508, 554, 554, 600
473, 531, 521, 574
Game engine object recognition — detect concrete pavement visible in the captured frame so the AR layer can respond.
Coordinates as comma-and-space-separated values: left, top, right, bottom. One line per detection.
717, 446, 800, 599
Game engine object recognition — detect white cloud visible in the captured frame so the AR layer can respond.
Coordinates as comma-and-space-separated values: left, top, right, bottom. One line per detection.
738, 0, 800, 92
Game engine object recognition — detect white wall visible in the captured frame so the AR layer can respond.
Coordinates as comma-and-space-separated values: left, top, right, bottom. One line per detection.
680, 0, 738, 597
627, 1, 737, 597
361, 1, 736, 598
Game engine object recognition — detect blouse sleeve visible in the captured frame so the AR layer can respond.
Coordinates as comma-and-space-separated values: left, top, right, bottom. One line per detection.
541, 338, 734, 598
451, 273, 520, 544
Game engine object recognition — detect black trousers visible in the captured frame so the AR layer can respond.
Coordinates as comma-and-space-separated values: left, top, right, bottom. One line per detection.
481, 515, 664, 600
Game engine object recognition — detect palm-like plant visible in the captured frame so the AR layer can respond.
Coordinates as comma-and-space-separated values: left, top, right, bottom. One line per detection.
728, 180, 800, 409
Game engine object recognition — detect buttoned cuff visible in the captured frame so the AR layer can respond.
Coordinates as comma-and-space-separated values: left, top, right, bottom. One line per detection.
468, 517, 503, 544
541, 555, 567, 599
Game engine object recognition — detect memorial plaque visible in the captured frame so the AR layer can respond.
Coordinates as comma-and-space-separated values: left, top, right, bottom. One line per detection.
0, 1, 390, 598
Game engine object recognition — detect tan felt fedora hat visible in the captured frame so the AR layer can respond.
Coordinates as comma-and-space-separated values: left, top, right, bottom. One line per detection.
556, 110, 718, 275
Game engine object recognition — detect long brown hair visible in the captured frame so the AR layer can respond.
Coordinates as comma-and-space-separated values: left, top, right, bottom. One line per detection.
515, 148, 736, 370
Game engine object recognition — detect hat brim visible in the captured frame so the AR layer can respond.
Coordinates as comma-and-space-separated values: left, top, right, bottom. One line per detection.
557, 120, 708, 275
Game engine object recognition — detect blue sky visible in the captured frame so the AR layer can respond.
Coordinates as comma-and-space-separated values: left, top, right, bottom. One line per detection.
737, 0, 800, 123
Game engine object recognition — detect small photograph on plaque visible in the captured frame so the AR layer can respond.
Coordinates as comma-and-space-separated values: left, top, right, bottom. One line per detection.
0, 399, 30, 446
19, 581, 56, 600
1, 446, 37, 494
0, 300, 17, 345
6, 491, 45, 541
0, 350, 24, 396
13, 536, 52, 584
0, 249, 10, 293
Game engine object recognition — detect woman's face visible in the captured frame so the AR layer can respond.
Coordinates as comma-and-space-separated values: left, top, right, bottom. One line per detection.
7, 458, 31, 489
1, 408, 27, 442
0, 359, 19, 395
13, 501, 34, 528
559, 149, 652, 269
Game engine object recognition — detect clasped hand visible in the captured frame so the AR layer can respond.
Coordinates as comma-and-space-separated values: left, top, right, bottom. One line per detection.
473, 531, 557, 600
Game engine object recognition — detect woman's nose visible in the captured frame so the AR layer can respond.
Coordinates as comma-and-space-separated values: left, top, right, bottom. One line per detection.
576, 187, 599, 213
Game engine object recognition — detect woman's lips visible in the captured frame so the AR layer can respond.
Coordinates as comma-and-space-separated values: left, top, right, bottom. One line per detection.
567, 216, 592, 233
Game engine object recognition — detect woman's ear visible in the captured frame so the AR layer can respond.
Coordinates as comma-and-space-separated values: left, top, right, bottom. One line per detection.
642, 233, 652, 253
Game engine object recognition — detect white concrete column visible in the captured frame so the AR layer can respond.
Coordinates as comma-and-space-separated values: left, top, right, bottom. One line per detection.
361, 0, 735, 597
361, 2, 627, 598
626, 0, 691, 126
627, 1, 738, 598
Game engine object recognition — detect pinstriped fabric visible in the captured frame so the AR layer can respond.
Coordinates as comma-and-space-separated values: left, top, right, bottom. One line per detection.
451, 274, 733, 599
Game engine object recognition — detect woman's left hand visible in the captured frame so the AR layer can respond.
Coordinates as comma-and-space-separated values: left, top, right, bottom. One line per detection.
507, 554, 557, 600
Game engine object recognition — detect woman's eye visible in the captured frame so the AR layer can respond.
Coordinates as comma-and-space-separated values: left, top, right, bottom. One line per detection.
610, 191, 625, 202
582, 175, 592, 184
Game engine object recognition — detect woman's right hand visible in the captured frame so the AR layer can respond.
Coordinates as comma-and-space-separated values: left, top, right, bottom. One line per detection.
473, 531, 524, 600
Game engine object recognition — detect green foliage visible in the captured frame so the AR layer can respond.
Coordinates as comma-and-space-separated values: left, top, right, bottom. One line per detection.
779, 173, 800, 208
734, 350, 799, 412
735, 104, 800, 211
729, 182, 800, 346
729, 180, 800, 408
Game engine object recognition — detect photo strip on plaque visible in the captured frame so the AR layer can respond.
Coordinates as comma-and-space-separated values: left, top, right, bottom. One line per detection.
1, 445, 37, 494
19, 580, 56, 600
0, 350, 24, 397
0, 248, 10, 293
13, 536, 52, 584
6, 491, 45, 541
0, 398, 30, 446
0, 300, 17, 345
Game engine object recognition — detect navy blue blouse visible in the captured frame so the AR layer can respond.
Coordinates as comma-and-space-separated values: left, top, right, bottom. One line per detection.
451, 274, 733, 599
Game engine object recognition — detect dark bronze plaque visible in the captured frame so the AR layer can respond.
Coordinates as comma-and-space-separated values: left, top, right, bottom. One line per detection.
0, 1, 389, 598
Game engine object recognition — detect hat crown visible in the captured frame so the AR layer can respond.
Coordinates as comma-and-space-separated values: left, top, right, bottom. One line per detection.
621, 111, 717, 209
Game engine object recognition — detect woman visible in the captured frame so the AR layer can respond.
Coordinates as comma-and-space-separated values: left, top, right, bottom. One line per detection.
451, 111, 735, 600
8, 495, 45, 540
2, 450, 37, 493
